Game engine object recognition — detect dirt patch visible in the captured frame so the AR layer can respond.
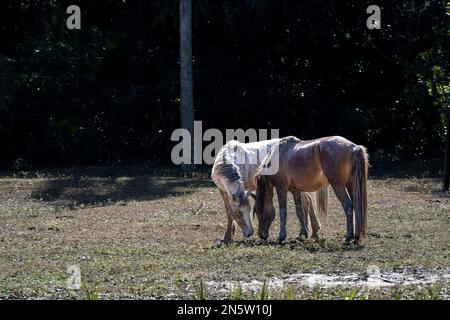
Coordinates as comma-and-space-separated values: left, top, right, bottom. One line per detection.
205, 268, 450, 295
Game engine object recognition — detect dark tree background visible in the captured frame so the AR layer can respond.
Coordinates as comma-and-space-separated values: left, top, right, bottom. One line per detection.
0, 0, 448, 168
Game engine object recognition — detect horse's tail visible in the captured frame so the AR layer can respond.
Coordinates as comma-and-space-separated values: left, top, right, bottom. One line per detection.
316, 186, 329, 223
352, 146, 369, 239
300, 192, 321, 233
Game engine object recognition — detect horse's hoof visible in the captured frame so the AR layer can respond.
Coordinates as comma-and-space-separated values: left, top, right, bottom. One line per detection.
296, 234, 307, 242
258, 235, 268, 241
343, 238, 361, 248
278, 236, 286, 244
345, 237, 355, 243
217, 239, 230, 246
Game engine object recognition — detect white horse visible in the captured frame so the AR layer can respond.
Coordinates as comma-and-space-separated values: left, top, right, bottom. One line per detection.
211, 139, 328, 244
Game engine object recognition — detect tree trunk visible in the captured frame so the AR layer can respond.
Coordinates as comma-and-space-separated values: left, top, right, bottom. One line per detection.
444, 109, 450, 191
180, 0, 195, 172
442, 1, 449, 191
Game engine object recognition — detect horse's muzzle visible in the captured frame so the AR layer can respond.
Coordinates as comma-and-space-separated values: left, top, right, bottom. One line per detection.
244, 229, 254, 238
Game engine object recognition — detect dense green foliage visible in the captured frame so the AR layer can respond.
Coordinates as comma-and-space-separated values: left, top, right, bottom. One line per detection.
0, 1, 448, 166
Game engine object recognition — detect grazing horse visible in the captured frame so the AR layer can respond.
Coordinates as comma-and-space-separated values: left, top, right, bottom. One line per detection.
211, 139, 327, 244
254, 136, 368, 243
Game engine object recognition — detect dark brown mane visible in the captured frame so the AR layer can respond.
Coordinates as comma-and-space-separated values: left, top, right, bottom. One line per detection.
254, 175, 266, 218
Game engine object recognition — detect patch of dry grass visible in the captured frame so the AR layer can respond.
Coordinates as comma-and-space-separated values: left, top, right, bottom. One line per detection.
0, 166, 448, 299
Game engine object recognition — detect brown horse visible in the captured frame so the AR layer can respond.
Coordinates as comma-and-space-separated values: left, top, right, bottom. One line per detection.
254, 136, 368, 243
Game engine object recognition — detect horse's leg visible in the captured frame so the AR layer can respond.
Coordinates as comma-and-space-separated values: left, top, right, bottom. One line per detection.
276, 186, 288, 243
306, 193, 321, 239
223, 214, 235, 244
292, 191, 308, 240
220, 190, 235, 244
332, 184, 354, 241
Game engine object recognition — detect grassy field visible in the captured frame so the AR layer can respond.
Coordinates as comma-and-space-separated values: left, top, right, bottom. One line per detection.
0, 164, 448, 300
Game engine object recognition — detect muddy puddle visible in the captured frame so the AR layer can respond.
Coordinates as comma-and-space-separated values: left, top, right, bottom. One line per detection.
205, 268, 450, 294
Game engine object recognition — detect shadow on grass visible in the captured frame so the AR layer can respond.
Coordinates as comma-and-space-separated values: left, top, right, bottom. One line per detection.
29, 167, 215, 208
211, 237, 365, 252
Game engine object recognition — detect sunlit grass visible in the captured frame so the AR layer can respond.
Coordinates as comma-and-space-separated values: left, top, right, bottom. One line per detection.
0, 168, 448, 299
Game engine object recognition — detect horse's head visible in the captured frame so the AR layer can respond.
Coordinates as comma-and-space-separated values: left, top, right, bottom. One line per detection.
254, 174, 276, 240
228, 189, 254, 238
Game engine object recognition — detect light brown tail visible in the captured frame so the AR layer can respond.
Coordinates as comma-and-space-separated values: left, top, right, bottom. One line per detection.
352, 146, 369, 239
300, 192, 321, 232
316, 186, 329, 223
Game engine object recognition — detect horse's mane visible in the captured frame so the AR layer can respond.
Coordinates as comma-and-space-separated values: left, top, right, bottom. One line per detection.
214, 141, 242, 181
213, 163, 242, 183
255, 138, 282, 177
253, 139, 278, 217
254, 174, 266, 217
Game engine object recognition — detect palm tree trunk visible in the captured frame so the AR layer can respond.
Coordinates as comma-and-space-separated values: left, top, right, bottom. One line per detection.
444, 107, 450, 191
442, 1, 449, 191
180, 0, 195, 172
